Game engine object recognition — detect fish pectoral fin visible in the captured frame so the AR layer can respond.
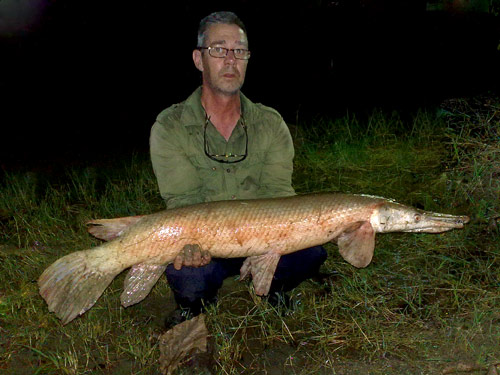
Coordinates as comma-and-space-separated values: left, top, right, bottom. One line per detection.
87, 215, 145, 241
337, 221, 375, 268
240, 251, 281, 296
121, 263, 167, 307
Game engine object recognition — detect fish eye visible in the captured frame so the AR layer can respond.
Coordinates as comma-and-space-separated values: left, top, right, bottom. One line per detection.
414, 214, 421, 222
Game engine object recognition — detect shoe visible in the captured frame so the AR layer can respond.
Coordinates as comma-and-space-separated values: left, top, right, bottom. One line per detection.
267, 291, 292, 309
164, 296, 218, 330
164, 307, 195, 330
311, 271, 339, 284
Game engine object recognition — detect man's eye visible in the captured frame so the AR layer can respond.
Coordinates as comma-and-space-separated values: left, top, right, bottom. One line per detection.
213, 47, 225, 53
234, 49, 243, 55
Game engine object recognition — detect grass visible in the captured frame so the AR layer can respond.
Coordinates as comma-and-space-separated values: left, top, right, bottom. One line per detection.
1, 94, 499, 374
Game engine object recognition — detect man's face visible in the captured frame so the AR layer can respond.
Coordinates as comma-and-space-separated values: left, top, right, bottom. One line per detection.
194, 23, 249, 96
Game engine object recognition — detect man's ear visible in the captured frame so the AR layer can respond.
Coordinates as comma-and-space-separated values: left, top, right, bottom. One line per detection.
193, 49, 203, 72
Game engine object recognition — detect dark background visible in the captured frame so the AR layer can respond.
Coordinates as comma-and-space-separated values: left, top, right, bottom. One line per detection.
1, 0, 499, 169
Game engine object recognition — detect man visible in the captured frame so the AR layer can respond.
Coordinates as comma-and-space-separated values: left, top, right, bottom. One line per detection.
150, 11, 327, 325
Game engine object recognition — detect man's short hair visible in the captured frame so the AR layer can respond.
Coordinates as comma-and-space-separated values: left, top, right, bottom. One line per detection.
197, 11, 247, 48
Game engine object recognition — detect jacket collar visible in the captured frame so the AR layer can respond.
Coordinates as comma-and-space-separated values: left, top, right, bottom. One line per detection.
179, 86, 254, 126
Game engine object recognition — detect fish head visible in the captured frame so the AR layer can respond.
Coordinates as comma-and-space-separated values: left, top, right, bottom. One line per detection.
370, 201, 470, 234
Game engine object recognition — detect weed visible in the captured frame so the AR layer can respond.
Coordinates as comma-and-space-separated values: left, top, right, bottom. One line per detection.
1, 100, 499, 374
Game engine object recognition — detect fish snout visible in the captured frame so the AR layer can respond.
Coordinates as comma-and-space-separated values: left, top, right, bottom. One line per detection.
431, 213, 469, 225
421, 213, 470, 232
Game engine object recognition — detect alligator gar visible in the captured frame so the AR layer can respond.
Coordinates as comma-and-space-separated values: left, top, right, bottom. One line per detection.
38, 193, 469, 324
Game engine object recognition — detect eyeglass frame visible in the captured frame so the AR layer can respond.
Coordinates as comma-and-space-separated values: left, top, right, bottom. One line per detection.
203, 114, 248, 164
197, 46, 251, 60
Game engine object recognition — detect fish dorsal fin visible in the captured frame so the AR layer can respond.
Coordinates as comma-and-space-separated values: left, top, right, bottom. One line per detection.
121, 263, 167, 307
240, 252, 281, 296
337, 221, 375, 268
86, 215, 145, 241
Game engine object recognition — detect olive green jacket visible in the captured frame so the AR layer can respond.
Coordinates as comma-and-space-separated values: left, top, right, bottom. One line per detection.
150, 87, 295, 209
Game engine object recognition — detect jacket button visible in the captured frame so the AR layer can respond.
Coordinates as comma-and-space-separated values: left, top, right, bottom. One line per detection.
226, 169, 231, 173
212, 167, 217, 171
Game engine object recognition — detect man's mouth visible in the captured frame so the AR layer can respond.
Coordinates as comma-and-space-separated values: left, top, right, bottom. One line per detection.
221, 71, 238, 78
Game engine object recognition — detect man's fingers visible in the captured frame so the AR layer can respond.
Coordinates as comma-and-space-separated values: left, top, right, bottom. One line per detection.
201, 250, 211, 266
173, 244, 211, 269
183, 254, 193, 267
173, 255, 184, 270
192, 249, 202, 266
183, 244, 194, 266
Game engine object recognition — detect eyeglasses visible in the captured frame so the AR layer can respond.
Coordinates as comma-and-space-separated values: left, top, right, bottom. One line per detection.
198, 46, 251, 60
204, 114, 248, 164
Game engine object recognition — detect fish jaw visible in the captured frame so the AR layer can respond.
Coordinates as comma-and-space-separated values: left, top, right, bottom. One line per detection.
370, 202, 470, 234
403, 211, 470, 233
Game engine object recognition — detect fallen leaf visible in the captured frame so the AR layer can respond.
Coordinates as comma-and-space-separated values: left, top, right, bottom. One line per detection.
158, 313, 209, 375
442, 362, 485, 374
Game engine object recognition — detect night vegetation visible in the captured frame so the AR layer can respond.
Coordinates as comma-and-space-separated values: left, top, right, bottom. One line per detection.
1, 96, 499, 374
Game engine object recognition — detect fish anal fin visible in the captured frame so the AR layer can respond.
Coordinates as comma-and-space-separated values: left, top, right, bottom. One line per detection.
337, 221, 375, 268
121, 263, 167, 307
87, 215, 145, 241
240, 252, 281, 296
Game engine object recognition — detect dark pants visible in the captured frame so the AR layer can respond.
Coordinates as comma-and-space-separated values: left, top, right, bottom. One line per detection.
165, 246, 327, 314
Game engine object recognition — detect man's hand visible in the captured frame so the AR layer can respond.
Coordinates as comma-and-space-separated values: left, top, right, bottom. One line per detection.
173, 244, 211, 270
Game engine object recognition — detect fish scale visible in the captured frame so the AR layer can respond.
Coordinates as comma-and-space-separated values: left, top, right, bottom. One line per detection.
38, 192, 469, 324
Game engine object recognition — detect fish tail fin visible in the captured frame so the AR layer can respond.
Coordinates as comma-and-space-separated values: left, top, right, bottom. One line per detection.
38, 248, 122, 324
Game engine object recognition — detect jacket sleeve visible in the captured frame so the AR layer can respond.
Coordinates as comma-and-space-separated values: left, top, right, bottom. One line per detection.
150, 119, 204, 209
256, 115, 296, 198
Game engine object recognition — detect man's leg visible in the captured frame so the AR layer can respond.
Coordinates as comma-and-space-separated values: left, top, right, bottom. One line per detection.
166, 246, 327, 304
164, 247, 326, 324
165, 258, 245, 318
269, 245, 328, 295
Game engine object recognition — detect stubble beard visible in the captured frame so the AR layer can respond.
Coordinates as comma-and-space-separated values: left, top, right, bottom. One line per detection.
208, 77, 244, 97
205, 67, 246, 97
211, 82, 242, 96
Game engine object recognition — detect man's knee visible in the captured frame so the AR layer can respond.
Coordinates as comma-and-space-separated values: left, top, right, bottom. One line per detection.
164, 258, 241, 305
270, 245, 327, 293
166, 263, 218, 300
278, 245, 327, 270
310, 245, 328, 265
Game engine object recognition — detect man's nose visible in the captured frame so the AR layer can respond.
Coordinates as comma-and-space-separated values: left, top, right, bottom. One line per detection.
224, 49, 237, 62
